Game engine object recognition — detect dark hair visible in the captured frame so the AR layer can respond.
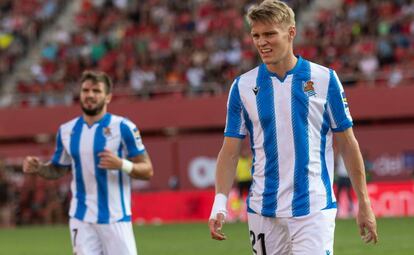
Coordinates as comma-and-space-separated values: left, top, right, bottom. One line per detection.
80, 70, 113, 94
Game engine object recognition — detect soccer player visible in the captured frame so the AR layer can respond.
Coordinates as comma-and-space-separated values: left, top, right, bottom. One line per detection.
208, 1, 378, 254
23, 70, 153, 255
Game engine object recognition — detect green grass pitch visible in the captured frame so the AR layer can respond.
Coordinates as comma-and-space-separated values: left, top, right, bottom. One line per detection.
0, 217, 413, 254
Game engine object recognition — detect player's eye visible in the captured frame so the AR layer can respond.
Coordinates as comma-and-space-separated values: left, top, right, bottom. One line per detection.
264, 32, 277, 37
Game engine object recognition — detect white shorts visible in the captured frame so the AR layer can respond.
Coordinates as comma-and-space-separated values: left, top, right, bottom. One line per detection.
69, 218, 138, 255
248, 208, 336, 255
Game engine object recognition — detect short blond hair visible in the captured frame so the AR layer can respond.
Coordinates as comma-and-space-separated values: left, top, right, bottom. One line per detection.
246, 0, 295, 27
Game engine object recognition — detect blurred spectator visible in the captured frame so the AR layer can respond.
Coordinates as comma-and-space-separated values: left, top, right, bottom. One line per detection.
335, 153, 353, 218
0, 160, 70, 227
0, 159, 14, 228
388, 65, 404, 87
358, 53, 379, 83
14, 174, 69, 225
235, 146, 252, 200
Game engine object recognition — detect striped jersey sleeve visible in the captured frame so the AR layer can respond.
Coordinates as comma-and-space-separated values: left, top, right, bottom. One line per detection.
224, 77, 247, 138
120, 119, 146, 158
51, 127, 71, 166
326, 70, 353, 132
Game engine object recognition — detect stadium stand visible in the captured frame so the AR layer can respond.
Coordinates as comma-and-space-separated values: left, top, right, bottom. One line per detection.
295, 0, 414, 86
0, 0, 67, 87
1, 0, 411, 108
1, 0, 412, 107
3, 0, 319, 107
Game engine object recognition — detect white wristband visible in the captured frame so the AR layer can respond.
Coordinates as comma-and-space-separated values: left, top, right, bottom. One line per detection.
209, 193, 228, 220
121, 159, 134, 174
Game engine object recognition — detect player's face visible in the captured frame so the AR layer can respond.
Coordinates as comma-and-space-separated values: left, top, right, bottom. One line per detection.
80, 80, 111, 116
251, 21, 295, 67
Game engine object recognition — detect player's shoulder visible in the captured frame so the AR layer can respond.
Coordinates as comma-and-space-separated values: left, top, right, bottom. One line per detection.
59, 116, 81, 131
228, 66, 260, 96
56, 116, 80, 138
237, 66, 260, 87
108, 113, 125, 124
302, 58, 337, 91
109, 114, 137, 129
306, 59, 332, 77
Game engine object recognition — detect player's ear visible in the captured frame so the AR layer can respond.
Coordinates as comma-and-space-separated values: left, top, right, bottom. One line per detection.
288, 26, 296, 41
105, 93, 112, 104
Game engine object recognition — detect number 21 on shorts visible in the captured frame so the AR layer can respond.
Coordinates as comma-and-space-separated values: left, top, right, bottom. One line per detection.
250, 231, 266, 255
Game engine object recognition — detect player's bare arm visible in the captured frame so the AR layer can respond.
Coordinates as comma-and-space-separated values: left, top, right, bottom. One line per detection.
127, 152, 153, 180
98, 149, 154, 180
209, 137, 243, 241
23, 156, 70, 179
335, 128, 378, 244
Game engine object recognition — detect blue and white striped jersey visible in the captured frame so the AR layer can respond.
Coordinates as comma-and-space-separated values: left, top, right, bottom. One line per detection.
225, 56, 352, 217
51, 113, 146, 224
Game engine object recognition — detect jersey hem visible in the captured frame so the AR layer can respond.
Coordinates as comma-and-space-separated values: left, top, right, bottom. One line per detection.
323, 201, 337, 210
69, 215, 132, 224
247, 204, 336, 218
332, 121, 353, 132
50, 161, 71, 167
224, 133, 246, 139
128, 149, 146, 158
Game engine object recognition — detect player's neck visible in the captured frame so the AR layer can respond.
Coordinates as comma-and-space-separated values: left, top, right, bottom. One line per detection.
266, 53, 297, 79
83, 111, 107, 126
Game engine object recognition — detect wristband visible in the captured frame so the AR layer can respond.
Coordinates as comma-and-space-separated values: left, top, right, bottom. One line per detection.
209, 193, 228, 220
121, 159, 134, 174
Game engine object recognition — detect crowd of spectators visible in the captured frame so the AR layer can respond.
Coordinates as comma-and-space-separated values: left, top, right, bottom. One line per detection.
296, 0, 414, 87
0, 0, 66, 86
2, 0, 414, 107
11, 0, 313, 107
0, 158, 70, 227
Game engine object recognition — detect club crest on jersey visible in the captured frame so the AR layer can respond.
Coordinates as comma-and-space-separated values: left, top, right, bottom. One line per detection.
303, 80, 316, 97
103, 127, 112, 137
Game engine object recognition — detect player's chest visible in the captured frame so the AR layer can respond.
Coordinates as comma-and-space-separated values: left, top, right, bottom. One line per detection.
61, 124, 121, 156
241, 79, 327, 126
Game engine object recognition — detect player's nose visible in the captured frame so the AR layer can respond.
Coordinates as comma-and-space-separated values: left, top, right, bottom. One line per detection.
257, 37, 268, 47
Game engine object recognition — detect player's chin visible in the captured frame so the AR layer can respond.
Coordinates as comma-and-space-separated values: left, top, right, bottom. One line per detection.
261, 57, 276, 65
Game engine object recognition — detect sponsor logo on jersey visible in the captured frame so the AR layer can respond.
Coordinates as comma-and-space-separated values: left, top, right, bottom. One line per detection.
341, 91, 348, 108
133, 128, 141, 139
252, 86, 259, 95
303, 80, 316, 97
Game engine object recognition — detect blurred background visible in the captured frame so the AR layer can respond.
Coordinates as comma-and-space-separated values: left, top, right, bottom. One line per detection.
0, 0, 413, 238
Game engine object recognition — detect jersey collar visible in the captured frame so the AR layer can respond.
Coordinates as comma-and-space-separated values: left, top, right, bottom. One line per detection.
81, 113, 111, 128
264, 55, 304, 83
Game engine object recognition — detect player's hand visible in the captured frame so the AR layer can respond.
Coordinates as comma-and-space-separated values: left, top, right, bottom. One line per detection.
209, 212, 227, 241
357, 203, 378, 244
22, 156, 41, 174
98, 149, 122, 170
